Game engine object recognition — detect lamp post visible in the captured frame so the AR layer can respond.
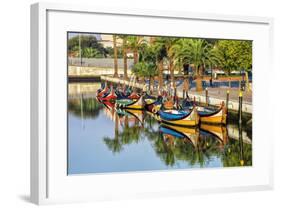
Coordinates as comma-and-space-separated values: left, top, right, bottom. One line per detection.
79, 33, 82, 66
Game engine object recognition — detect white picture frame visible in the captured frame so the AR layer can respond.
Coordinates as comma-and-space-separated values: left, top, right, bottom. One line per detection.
30, 2, 274, 205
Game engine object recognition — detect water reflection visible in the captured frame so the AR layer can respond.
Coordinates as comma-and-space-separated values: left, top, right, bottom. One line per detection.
68, 83, 252, 174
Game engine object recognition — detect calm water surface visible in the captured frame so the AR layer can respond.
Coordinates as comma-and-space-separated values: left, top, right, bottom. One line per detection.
68, 82, 252, 175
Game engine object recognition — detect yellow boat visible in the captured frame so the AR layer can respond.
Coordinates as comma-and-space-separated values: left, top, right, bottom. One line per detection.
159, 107, 200, 127
198, 103, 227, 124
116, 96, 144, 110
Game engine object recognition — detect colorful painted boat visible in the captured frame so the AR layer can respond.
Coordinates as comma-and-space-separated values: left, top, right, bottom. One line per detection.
182, 98, 227, 124
115, 96, 144, 110
144, 96, 163, 113
163, 99, 174, 110
98, 89, 117, 102
128, 91, 140, 100
158, 107, 199, 127
96, 85, 109, 98
197, 103, 227, 124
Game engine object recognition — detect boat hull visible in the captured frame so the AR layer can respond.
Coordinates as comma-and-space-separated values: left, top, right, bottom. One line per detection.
159, 108, 199, 127
116, 96, 144, 110
199, 106, 227, 124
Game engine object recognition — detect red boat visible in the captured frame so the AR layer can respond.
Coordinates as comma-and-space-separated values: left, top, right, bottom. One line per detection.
98, 89, 117, 102
96, 86, 109, 98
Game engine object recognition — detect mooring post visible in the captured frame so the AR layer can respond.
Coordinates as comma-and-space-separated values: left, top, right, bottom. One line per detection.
226, 90, 229, 112
239, 122, 244, 166
238, 91, 243, 125
205, 87, 208, 106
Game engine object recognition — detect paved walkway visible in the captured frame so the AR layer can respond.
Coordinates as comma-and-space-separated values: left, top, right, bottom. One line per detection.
178, 85, 252, 104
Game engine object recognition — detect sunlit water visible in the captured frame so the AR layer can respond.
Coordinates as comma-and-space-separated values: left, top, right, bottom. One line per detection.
68, 82, 252, 175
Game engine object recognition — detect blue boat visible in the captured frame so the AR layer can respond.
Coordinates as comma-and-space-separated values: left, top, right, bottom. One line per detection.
158, 107, 199, 126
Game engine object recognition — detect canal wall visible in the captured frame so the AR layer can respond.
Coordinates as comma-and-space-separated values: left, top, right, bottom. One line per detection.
100, 75, 252, 114
68, 58, 134, 68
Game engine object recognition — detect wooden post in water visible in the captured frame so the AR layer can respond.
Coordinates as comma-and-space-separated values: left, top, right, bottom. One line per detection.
205, 87, 208, 106
226, 90, 229, 112
238, 91, 243, 125
239, 122, 244, 166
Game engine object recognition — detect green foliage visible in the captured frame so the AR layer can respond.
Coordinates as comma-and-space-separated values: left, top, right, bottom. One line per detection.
172, 39, 219, 74
68, 34, 107, 58
126, 36, 147, 52
82, 47, 99, 58
215, 40, 252, 73
132, 61, 157, 78
132, 44, 158, 78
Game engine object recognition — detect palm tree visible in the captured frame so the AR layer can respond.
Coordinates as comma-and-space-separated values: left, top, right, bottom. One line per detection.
126, 36, 146, 64
127, 36, 147, 82
152, 38, 167, 91
119, 35, 129, 80
133, 44, 158, 91
174, 39, 219, 92
82, 47, 99, 58
113, 35, 118, 77
155, 38, 178, 89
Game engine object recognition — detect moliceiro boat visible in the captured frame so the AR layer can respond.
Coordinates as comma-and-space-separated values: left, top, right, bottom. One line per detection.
182, 98, 227, 125
198, 103, 227, 125
98, 89, 117, 102
96, 83, 109, 98
158, 107, 199, 127
144, 96, 163, 113
115, 96, 144, 110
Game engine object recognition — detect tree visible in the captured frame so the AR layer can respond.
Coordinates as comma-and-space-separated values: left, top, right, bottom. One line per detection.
152, 38, 167, 91
82, 47, 100, 58
132, 45, 158, 91
68, 34, 107, 58
173, 39, 218, 91
215, 40, 252, 74
113, 35, 118, 77
118, 35, 129, 80
126, 36, 146, 64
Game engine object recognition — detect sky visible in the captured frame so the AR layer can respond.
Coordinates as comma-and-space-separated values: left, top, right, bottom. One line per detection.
68, 32, 101, 40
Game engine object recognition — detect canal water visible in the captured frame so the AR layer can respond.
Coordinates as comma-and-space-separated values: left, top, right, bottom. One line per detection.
68, 82, 252, 175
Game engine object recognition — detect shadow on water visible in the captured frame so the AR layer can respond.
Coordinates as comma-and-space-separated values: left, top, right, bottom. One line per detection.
68, 82, 252, 174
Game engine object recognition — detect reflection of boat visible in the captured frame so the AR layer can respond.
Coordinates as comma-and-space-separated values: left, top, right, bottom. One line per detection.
116, 108, 144, 126
102, 101, 116, 121
159, 107, 199, 127
125, 109, 144, 124
115, 96, 144, 110
159, 124, 199, 147
200, 123, 228, 145
102, 100, 115, 109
